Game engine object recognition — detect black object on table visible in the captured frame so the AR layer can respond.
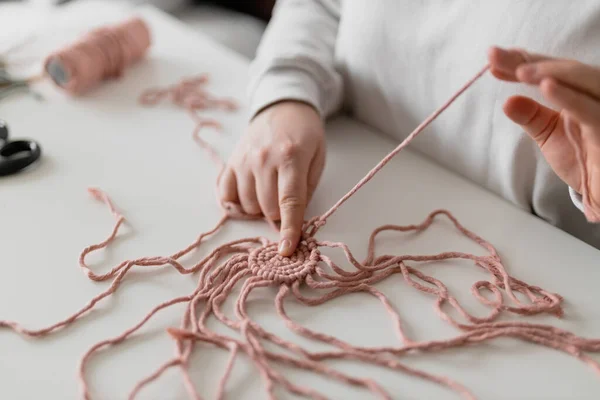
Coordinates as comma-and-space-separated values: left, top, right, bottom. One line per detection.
0, 69, 32, 102
0, 119, 41, 177
194, 0, 276, 21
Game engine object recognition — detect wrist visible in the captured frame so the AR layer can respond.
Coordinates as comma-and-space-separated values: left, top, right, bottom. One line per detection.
247, 66, 326, 121
252, 99, 321, 121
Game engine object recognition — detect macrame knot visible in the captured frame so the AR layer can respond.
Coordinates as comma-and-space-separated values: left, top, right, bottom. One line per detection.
248, 237, 320, 284
303, 217, 327, 238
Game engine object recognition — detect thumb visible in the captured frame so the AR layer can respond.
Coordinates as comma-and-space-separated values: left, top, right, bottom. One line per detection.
278, 164, 308, 257
503, 95, 561, 147
504, 95, 580, 189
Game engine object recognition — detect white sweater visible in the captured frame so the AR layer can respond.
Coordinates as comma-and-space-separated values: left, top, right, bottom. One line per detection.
247, 0, 600, 249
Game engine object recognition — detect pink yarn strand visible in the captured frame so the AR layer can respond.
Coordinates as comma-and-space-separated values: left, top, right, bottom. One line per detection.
317, 65, 491, 226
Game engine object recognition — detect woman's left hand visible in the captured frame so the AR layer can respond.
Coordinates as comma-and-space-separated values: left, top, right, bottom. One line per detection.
488, 46, 600, 219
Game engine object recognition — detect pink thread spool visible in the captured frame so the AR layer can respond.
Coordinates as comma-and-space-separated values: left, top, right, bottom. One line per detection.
44, 17, 151, 95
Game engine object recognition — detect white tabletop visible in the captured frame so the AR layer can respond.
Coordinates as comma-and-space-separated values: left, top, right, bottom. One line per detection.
1, 3, 600, 400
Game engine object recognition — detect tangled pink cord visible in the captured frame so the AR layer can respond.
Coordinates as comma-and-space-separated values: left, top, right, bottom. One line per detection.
139, 74, 237, 169
2, 65, 600, 400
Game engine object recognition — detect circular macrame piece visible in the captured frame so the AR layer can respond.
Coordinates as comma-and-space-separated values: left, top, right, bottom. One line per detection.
248, 238, 320, 283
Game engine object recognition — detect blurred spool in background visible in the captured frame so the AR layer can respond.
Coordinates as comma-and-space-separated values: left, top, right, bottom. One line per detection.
43, 16, 151, 95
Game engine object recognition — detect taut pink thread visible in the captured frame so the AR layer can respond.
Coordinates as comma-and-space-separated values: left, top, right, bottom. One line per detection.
44, 17, 151, 95
318, 65, 491, 224
2, 64, 600, 400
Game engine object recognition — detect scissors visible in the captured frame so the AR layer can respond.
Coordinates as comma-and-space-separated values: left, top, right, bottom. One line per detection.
0, 119, 42, 177
0, 35, 42, 102
0, 71, 32, 102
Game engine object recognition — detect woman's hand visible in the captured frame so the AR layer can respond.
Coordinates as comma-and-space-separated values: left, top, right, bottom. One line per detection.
219, 100, 326, 255
488, 46, 600, 219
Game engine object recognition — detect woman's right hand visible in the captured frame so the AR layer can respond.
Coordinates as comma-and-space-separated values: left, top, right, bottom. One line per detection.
219, 100, 326, 256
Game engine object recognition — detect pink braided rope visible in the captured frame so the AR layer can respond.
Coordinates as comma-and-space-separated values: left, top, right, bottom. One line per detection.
2, 65, 600, 400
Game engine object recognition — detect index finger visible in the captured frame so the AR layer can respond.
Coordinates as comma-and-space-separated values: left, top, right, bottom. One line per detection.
277, 162, 308, 257
488, 46, 551, 82
517, 59, 600, 101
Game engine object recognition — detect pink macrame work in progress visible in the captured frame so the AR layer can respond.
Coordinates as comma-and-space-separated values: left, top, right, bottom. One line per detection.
2, 64, 600, 400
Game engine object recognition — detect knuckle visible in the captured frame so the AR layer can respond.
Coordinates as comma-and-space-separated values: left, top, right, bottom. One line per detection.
280, 195, 305, 211
278, 141, 300, 163
230, 155, 245, 170
264, 208, 281, 221
541, 79, 557, 96
280, 224, 300, 236
252, 147, 270, 166
243, 201, 261, 215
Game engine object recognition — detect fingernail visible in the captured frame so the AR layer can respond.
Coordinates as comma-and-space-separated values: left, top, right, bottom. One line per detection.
489, 47, 514, 72
489, 46, 511, 61
278, 239, 291, 254
517, 65, 539, 83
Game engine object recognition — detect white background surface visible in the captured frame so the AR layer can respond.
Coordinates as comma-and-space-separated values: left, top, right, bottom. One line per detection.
1, 3, 600, 399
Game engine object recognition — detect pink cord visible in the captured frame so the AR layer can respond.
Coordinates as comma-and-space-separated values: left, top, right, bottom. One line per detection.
2, 65, 600, 400
317, 64, 491, 225
139, 74, 237, 170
